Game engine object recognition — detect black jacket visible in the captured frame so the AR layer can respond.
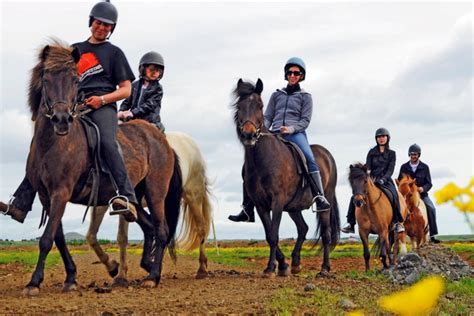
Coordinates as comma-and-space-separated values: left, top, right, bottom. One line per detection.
366, 146, 396, 184
120, 79, 164, 130
397, 161, 433, 198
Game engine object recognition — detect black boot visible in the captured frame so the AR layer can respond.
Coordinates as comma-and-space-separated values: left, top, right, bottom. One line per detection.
228, 186, 255, 223
341, 198, 356, 233
1, 200, 28, 223
309, 171, 331, 212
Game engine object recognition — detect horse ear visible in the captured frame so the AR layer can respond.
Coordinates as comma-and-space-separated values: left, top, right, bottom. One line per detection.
41, 45, 50, 61
71, 46, 81, 64
255, 78, 263, 95
237, 78, 244, 89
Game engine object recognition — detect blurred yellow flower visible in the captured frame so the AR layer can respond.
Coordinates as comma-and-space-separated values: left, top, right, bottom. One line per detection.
435, 177, 474, 214
434, 182, 463, 204
346, 311, 364, 316
378, 276, 444, 315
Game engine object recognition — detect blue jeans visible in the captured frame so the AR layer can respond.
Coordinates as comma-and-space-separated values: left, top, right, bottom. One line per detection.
282, 131, 319, 172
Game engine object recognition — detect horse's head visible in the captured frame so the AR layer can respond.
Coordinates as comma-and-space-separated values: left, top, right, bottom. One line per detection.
397, 174, 417, 200
349, 163, 369, 207
232, 78, 264, 146
29, 41, 81, 135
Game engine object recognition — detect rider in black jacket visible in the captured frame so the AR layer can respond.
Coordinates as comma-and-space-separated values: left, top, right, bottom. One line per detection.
398, 144, 440, 243
341, 128, 405, 234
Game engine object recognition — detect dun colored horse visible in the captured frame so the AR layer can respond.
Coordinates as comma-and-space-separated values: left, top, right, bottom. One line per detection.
397, 174, 429, 249
87, 131, 213, 285
23, 41, 181, 295
348, 163, 407, 271
232, 79, 340, 277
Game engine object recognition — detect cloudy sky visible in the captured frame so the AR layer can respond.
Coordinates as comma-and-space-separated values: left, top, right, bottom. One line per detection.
0, 1, 472, 241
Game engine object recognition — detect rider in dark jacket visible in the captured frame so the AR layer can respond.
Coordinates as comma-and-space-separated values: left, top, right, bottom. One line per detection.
118, 51, 165, 131
341, 128, 405, 234
228, 57, 330, 223
398, 144, 440, 243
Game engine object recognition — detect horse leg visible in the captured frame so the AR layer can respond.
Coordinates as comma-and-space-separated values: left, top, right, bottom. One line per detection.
112, 215, 130, 287
135, 204, 154, 273
54, 222, 77, 292
25, 193, 68, 296
275, 246, 289, 276
196, 238, 209, 279
262, 208, 284, 278
318, 211, 332, 275
142, 199, 168, 288
380, 231, 389, 269
288, 211, 308, 274
86, 206, 119, 278
359, 231, 371, 272
257, 209, 276, 277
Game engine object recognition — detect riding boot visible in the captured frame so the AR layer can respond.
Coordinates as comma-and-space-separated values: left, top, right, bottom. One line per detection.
341, 197, 356, 233
309, 171, 331, 212
1, 176, 36, 223
392, 194, 405, 233
228, 185, 255, 223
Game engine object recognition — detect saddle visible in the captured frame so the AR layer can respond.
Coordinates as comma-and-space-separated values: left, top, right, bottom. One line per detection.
276, 135, 310, 182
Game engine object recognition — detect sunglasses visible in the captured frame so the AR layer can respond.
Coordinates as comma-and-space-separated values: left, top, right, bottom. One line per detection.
409, 153, 419, 156
286, 71, 302, 77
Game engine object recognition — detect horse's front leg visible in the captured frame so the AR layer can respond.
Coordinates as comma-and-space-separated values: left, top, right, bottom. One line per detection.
288, 211, 308, 274
261, 208, 283, 278
135, 205, 154, 273
359, 231, 371, 272
25, 193, 68, 296
86, 206, 119, 278
54, 222, 77, 292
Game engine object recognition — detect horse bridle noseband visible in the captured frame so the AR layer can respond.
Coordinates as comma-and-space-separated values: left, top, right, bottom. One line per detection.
41, 84, 88, 118
239, 119, 263, 140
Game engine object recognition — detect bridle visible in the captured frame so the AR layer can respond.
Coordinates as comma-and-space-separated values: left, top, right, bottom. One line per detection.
41, 82, 88, 119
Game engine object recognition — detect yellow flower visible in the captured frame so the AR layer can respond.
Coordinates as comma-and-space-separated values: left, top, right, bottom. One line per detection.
346, 311, 364, 316
434, 182, 463, 204
378, 276, 444, 315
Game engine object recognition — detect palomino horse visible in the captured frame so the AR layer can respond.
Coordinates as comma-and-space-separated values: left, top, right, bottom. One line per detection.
232, 79, 340, 277
348, 163, 407, 271
23, 41, 181, 295
86, 131, 212, 285
397, 174, 429, 249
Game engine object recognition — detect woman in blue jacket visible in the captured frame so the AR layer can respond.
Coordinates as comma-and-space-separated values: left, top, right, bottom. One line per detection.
229, 57, 330, 222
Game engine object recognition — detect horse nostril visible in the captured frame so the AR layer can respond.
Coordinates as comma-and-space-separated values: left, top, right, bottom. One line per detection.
68, 115, 73, 123
51, 114, 59, 124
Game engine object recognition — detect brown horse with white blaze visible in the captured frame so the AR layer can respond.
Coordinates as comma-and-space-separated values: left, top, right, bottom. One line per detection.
232, 79, 340, 277
23, 40, 182, 295
397, 174, 429, 249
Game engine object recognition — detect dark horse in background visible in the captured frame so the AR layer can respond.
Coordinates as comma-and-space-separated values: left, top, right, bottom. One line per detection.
232, 79, 340, 277
22, 40, 182, 295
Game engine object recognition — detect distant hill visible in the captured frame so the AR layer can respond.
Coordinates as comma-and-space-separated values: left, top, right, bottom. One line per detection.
64, 232, 85, 240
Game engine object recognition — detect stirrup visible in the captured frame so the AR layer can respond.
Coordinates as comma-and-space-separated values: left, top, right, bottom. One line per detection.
312, 195, 330, 213
1, 196, 15, 216
109, 195, 130, 216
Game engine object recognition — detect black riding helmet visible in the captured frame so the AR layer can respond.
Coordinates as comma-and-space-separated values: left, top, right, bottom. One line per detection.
408, 143, 421, 156
139, 51, 165, 80
89, 2, 118, 36
375, 127, 391, 143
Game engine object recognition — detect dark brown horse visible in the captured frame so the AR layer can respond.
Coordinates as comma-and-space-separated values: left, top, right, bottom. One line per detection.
23, 40, 182, 295
232, 79, 340, 277
348, 163, 407, 271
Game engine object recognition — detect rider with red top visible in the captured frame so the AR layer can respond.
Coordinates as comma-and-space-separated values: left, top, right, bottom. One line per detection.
1, 2, 138, 223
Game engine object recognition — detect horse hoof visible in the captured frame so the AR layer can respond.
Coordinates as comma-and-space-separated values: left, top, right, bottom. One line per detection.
195, 271, 209, 279
112, 277, 129, 288
277, 269, 290, 277
62, 283, 77, 293
141, 279, 157, 288
23, 286, 40, 297
108, 260, 119, 278
316, 270, 331, 279
262, 271, 276, 279
291, 265, 302, 274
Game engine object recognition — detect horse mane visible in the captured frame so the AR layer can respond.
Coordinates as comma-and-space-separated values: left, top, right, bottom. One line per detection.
28, 39, 76, 121
348, 162, 368, 183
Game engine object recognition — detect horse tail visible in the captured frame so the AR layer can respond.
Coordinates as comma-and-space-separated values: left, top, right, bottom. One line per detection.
177, 168, 212, 251
165, 152, 183, 262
